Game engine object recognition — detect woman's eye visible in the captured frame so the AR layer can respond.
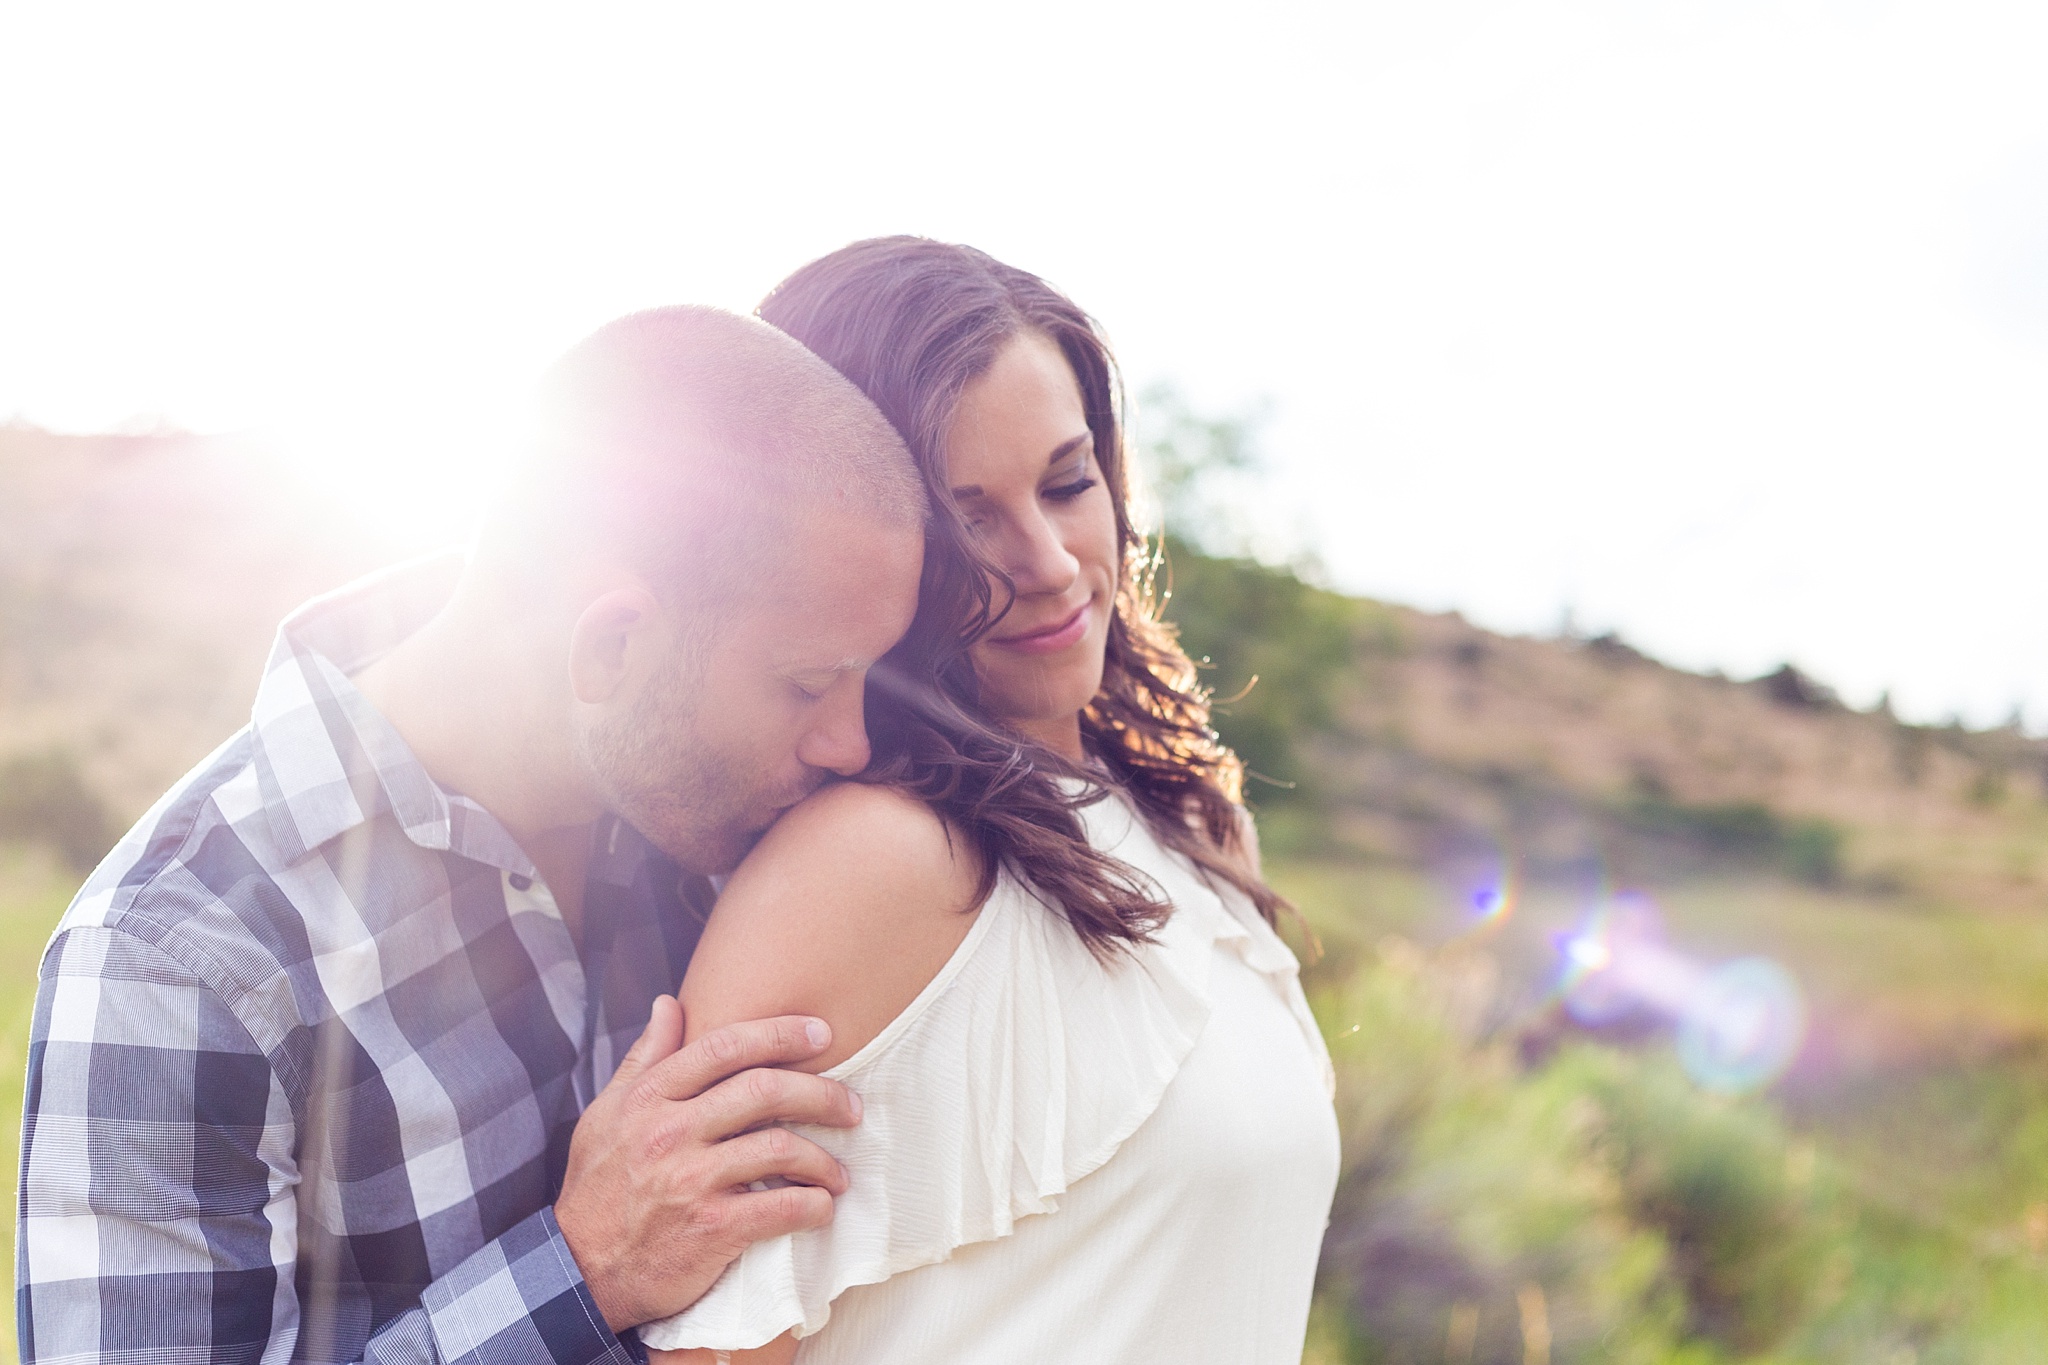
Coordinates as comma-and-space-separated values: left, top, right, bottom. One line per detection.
1045, 476, 1098, 502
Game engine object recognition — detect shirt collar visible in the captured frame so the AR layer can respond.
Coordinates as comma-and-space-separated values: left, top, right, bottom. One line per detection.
247, 551, 538, 876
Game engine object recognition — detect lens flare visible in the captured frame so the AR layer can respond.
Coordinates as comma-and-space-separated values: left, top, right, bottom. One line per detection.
1548, 892, 1807, 1093
1448, 842, 1521, 946
1676, 958, 1806, 1093
1555, 890, 1651, 1025
1566, 936, 1611, 970
1470, 873, 1518, 928
1473, 883, 1513, 920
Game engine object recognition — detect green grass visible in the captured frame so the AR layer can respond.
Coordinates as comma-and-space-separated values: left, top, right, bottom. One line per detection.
4, 847, 2046, 1361
0, 845, 73, 1365
1270, 854, 2048, 1362
1655, 881, 2048, 1050
1273, 855, 2048, 1055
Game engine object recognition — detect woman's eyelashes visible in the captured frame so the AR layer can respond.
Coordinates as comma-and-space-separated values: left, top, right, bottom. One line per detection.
958, 455, 1096, 534
1043, 451, 1099, 503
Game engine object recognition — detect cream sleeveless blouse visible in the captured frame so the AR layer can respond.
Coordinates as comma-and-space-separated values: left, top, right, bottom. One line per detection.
640, 792, 1341, 1363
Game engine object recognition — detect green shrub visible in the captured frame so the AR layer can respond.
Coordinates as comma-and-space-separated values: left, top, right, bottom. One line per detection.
1621, 798, 1782, 859
1618, 797, 1842, 886
1162, 550, 1367, 804
1315, 946, 1686, 1363
1780, 820, 1841, 887
1556, 1049, 1832, 1353
0, 750, 116, 872
1310, 941, 1869, 1362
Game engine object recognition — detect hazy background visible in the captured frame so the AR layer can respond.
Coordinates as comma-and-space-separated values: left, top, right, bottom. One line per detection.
10, 5, 2048, 1361
6, 0, 2047, 726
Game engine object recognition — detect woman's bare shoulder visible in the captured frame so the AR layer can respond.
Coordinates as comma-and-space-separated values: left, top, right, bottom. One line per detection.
679, 781, 986, 1072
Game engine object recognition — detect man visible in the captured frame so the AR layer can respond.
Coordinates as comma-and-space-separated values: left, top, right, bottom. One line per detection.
17, 307, 929, 1364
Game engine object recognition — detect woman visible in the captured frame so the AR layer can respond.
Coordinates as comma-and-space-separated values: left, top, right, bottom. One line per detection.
641, 238, 1339, 1364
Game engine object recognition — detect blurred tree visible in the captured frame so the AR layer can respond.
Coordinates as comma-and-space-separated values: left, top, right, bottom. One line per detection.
1313, 943, 1844, 1364
1569, 1051, 1832, 1352
1133, 383, 1370, 810
0, 749, 115, 872
1315, 945, 1686, 1364
1164, 554, 1360, 805
1618, 796, 1843, 887
1132, 380, 1271, 557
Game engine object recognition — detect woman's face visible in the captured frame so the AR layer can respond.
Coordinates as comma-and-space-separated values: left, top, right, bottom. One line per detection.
941, 330, 1121, 760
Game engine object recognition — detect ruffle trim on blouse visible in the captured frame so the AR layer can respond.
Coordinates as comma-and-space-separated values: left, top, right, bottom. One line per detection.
637, 793, 1324, 1353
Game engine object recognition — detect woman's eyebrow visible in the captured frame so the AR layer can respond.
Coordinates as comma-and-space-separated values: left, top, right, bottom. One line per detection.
1044, 433, 1092, 468
950, 433, 1093, 499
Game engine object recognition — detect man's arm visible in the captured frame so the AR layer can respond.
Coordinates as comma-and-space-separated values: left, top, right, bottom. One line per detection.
20, 924, 310, 1365
553, 998, 857, 1333
19, 925, 860, 1365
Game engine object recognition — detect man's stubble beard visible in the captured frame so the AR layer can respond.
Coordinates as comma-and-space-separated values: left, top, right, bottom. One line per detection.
578, 648, 784, 876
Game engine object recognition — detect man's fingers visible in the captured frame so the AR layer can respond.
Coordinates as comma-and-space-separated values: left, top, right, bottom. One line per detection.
607, 994, 684, 1095
689, 1067, 862, 1141
639, 1016, 834, 1104
709, 1127, 850, 1196
720, 1183, 837, 1245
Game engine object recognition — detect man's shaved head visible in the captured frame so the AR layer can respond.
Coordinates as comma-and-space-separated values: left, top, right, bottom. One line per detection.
486, 304, 924, 611
447, 305, 928, 872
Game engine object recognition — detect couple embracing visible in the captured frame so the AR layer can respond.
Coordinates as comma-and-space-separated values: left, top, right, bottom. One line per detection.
18, 239, 1340, 1365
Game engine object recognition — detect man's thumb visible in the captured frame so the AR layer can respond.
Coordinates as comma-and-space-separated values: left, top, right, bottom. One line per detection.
609, 993, 684, 1092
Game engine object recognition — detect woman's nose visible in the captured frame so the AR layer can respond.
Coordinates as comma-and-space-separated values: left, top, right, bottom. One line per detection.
1003, 510, 1080, 596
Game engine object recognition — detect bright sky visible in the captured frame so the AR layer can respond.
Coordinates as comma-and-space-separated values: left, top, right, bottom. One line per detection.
4, 1, 2046, 727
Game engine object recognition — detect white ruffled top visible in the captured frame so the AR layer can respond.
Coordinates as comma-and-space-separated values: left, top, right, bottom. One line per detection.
639, 790, 1340, 1364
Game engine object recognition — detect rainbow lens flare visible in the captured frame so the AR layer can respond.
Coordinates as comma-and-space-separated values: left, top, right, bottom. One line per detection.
1450, 844, 1521, 945
1551, 892, 1807, 1094
1676, 958, 1806, 1093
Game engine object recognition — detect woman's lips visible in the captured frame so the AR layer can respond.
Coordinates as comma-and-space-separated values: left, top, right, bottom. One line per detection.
989, 602, 1091, 654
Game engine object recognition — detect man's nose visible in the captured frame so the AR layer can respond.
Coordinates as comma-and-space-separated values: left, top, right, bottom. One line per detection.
797, 677, 872, 778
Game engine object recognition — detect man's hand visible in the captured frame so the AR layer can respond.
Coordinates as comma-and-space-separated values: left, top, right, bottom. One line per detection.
555, 996, 861, 1332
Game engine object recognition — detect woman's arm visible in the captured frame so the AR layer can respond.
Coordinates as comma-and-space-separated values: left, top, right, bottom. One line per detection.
645, 781, 984, 1363
678, 779, 983, 1068
654, 1335, 797, 1364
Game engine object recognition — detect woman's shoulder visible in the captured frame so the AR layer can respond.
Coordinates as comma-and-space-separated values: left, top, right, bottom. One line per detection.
680, 781, 987, 1073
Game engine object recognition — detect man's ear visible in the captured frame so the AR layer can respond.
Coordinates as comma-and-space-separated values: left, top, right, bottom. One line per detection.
568, 586, 665, 705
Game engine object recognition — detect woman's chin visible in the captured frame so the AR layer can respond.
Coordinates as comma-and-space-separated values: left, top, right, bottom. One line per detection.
983, 683, 1102, 749
971, 620, 1108, 744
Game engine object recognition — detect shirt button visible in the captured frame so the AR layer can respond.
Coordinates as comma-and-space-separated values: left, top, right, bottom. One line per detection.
508, 872, 534, 892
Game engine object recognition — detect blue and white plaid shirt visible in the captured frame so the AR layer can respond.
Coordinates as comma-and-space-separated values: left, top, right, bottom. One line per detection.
17, 556, 712, 1365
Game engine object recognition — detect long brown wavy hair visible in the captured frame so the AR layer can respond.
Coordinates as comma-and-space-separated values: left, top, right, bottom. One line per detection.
759, 236, 1285, 951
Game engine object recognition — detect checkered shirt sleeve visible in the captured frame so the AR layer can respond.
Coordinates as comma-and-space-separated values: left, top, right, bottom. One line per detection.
15, 562, 710, 1365
19, 922, 636, 1365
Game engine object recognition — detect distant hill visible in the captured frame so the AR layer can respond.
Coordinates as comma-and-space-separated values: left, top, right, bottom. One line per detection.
10, 426, 2048, 1364
0, 425, 445, 824
5, 424, 2045, 921
1166, 552, 2048, 913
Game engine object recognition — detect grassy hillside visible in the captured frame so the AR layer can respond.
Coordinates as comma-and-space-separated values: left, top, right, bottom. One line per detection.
0, 851, 72, 1362
1167, 551, 2048, 1362
0, 426, 444, 818
1171, 551, 2048, 1050
5, 428, 2048, 1361
1, 427, 454, 1359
